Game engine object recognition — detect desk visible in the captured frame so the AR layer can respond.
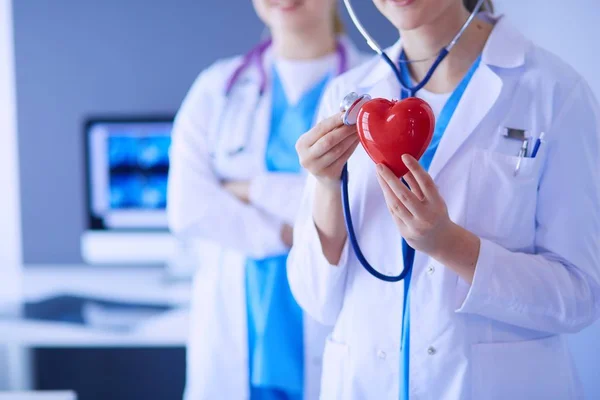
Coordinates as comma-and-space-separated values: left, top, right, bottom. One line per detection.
0, 392, 76, 400
0, 265, 192, 391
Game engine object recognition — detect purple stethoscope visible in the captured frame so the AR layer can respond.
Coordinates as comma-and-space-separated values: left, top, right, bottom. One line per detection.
216, 39, 349, 156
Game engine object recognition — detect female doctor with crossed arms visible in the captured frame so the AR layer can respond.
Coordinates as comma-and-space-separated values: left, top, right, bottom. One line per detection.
167, 1, 365, 399
289, 0, 600, 399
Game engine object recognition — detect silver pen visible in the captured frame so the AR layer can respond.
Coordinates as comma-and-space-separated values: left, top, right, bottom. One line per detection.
514, 139, 529, 176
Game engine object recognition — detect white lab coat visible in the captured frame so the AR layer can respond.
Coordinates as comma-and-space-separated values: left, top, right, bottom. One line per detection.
167, 37, 366, 400
287, 15, 600, 400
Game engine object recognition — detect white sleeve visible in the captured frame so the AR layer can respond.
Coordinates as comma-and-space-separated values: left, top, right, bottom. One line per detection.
456, 78, 600, 334
167, 67, 288, 259
287, 83, 352, 326
249, 172, 307, 225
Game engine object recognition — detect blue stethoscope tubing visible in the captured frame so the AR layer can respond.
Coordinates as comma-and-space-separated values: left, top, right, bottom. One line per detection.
340, 0, 487, 282
341, 165, 413, 282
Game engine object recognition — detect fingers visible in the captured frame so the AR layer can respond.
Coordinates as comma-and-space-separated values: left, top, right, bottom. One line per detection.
376, 171, 411, 223
298, 112, 346, 148
324, 140, 360, 179
323, 138, 360, 177
403, 172, 424, 201
309, 125, 357, 159
311, 133, 359, 169
377, 164, 424, 216
295, 112, 360, 183
402, 154, 438, 200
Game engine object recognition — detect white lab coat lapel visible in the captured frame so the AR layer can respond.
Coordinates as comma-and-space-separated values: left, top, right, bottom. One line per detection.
427, 65, 503, 180
428, 15, 528, 180
212, 62, 273, 180
215, 37, 363, 179
252, 80, 272, 170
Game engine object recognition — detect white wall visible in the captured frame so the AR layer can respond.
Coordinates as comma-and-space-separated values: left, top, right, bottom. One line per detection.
495, 1, 600, 398
495, 0, 600, 95
0, 0, 22, 389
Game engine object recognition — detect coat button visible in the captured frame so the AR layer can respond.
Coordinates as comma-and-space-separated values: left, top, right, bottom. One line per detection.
427, 346, 436, 355
427, 265, 435, 275
377, 350, 387, 360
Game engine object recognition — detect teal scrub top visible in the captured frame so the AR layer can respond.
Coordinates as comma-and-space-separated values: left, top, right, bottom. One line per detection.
246, 67, 330, 399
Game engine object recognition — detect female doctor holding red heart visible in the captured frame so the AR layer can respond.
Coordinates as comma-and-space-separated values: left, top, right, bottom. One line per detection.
288, 0, 600, 399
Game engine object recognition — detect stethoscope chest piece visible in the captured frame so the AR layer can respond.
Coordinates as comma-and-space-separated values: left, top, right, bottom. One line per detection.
340, 92, 372, 126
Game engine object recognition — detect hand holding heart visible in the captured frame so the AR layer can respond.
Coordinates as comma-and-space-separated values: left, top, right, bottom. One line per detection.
376, 155, 455, 256
354, 96, 455, 256
359, 97, 479, 280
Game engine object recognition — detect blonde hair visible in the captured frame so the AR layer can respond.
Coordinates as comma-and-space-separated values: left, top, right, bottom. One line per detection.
333, 7, 345, 35
463, 0, 494, 13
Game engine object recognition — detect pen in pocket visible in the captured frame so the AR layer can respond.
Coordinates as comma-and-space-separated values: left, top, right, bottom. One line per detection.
530, 132, 546, 158
514, 139, 529, 176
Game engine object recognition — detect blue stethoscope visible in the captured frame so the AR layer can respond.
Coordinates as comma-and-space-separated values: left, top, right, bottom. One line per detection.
340, 0, 487, 282
212, 39, 349, 157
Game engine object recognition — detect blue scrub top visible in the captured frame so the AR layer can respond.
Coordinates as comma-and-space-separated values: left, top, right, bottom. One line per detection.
245, 67, 330, 400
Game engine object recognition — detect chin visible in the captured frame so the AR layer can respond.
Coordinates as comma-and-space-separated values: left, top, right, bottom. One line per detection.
256, 0, 329, 34
270, 16, 314, 34
373, 0, 444, 31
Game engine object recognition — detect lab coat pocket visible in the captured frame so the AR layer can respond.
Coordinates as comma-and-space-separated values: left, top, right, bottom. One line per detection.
320, 336, 349, 400
466, 149, 543, 244
471, 335, 579, 400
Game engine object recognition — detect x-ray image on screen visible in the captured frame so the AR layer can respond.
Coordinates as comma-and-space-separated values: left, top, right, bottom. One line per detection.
86, 118, 173, 230
107, 135, 170, 210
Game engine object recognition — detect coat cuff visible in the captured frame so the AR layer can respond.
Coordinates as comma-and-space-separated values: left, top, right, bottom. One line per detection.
305, 213, 350, 277
455, 237, 496, 314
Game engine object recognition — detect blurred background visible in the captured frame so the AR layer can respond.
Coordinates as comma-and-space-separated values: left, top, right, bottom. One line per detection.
1, 0, 599, 399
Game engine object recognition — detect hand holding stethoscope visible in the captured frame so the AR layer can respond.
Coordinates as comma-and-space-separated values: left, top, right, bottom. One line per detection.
296, 112, 361, 188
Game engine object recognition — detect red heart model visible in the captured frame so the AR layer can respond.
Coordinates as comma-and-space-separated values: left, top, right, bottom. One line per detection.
356, 97, 435, 177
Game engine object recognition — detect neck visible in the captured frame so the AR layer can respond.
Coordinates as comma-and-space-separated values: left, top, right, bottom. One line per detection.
400, 3, 492, 93
401, 2, 469, 62
272, 25, 337, 60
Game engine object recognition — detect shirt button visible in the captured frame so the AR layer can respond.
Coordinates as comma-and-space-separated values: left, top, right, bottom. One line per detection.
377, 350, 387, 360
427, 346, 436, 355
427, 265, 435, 275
